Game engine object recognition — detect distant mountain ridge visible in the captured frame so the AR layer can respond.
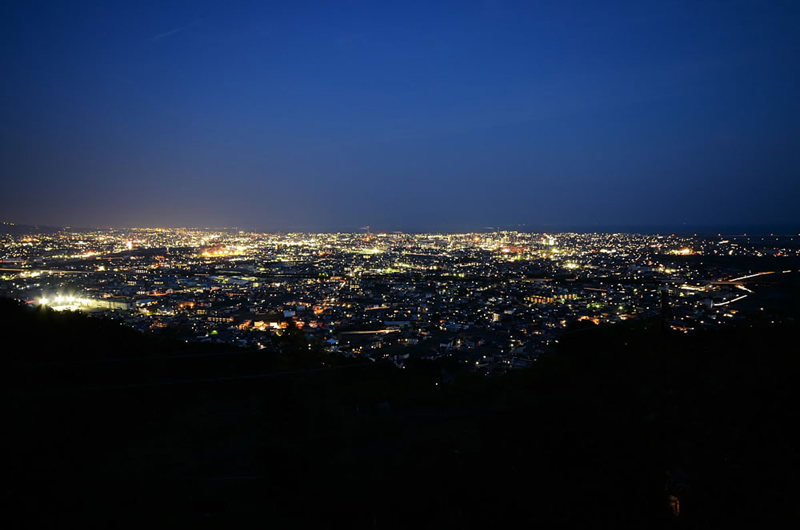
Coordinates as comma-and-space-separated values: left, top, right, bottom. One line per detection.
0, 222, 65, 235
3, 220, 799, 236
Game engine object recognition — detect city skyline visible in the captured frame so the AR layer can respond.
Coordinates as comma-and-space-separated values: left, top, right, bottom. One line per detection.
3, 227, 797, 359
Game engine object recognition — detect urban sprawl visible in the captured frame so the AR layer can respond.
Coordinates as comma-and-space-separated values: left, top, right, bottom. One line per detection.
2, 226, 797, 373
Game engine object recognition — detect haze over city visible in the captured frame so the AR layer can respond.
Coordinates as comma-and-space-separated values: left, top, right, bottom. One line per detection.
2, 1, 799, 232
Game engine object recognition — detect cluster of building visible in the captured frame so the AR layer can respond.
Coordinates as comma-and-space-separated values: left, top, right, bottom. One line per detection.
1, 227, 797, 374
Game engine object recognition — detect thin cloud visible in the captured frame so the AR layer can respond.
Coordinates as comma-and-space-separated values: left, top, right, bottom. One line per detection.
152, 27, 185, 42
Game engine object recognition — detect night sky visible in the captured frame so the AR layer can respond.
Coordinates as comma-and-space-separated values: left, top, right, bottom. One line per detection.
2, 1, 799, 232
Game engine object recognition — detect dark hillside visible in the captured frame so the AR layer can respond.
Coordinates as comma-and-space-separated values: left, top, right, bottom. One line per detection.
4, 297, 799, 527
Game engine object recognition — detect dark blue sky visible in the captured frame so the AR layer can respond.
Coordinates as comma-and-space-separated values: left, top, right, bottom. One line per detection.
2, 1, 799, 232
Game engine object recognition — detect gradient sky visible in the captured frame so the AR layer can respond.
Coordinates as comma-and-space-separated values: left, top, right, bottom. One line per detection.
2, 1, 799, 232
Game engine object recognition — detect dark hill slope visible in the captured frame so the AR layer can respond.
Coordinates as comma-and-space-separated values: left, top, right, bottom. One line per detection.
4, 298, 799, 527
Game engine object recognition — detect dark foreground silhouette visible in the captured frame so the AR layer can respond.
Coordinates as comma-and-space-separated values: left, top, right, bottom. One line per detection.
4, 298, 799, 527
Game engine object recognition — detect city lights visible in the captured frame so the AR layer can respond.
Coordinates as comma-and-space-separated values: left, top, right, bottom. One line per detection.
0, 227, 793, 365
